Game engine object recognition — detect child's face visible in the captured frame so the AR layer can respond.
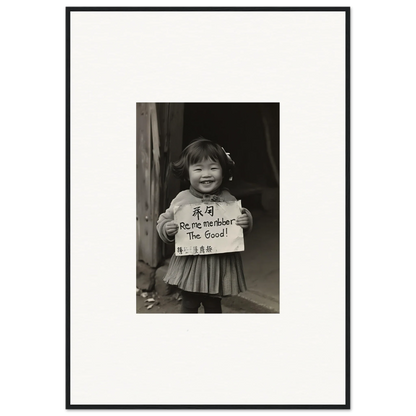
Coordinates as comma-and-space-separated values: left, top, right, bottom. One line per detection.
188, 158, 223, 194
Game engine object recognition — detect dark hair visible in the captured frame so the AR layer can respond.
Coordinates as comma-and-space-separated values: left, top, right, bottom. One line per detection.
171, 137, 235, 184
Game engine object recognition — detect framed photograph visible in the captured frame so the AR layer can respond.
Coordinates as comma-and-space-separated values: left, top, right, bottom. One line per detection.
135, 102, 280, 315
67, 7, 350, 408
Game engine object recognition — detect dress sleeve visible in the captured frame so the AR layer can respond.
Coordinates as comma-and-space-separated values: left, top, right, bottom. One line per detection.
241, 207, 254, 235
223, 189, 254, 234
156, 202, 176, 244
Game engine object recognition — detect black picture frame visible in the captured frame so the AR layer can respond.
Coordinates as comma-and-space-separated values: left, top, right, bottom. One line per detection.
61, 2, 357, 415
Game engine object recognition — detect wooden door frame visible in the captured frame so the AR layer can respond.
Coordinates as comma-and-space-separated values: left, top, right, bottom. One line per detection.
137, 103, 184, 268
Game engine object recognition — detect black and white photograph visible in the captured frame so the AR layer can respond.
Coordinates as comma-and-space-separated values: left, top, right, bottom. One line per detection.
66, 7, 349, 407
136, 103, 279, 314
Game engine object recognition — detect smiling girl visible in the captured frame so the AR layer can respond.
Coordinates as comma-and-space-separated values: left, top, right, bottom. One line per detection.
156, 137, 253, 313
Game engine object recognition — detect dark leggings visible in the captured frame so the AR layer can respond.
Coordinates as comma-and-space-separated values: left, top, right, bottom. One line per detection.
181, 290, 222, 313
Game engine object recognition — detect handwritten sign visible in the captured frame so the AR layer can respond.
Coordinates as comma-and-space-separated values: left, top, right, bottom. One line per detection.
173, 201, 244, 256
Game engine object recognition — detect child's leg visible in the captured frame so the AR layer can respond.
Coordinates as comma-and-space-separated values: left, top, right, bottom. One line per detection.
201, 295, 222, 313
181, 291, 201, 313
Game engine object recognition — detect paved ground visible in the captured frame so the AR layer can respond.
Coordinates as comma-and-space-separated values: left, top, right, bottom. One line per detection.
240, 207, 279, 311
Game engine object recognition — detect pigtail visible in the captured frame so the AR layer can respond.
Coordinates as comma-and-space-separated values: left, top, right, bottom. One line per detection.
170, 157, 188, 182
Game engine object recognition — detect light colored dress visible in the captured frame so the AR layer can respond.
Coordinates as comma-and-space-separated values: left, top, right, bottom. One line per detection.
156, 186, 253, 297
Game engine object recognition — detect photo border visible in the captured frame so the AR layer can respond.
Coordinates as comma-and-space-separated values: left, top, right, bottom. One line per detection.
61, 2, 357, 414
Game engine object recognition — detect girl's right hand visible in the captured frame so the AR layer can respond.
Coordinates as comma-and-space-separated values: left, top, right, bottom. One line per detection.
166, 221, 179, 237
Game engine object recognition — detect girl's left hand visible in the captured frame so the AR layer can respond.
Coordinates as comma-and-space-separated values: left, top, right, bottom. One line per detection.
236, 213, 250, 229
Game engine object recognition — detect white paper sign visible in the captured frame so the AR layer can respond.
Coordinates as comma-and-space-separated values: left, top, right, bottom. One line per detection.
173, 200, 244, 256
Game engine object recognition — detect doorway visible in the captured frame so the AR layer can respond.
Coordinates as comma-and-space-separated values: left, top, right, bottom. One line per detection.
182, 103, 280, 310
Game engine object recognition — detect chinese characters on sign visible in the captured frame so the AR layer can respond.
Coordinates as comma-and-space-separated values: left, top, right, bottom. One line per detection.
173, 201, 245, 256
175, 245, 214, 256
192, 205, 214, 220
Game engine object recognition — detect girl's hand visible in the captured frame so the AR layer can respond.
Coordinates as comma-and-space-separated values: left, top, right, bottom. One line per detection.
236, 213, 250, 229
166, 221, 179, 237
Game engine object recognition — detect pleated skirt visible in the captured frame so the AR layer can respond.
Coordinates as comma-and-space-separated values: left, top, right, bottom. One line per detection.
164, 253, 247, 297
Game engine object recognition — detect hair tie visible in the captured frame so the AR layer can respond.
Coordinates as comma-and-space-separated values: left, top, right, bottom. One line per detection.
221, 147, 234, 164
221, 147, 235, 181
